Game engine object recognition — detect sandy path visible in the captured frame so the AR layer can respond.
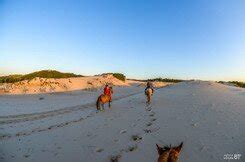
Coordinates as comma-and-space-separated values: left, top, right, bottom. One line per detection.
0, 89, 144, 125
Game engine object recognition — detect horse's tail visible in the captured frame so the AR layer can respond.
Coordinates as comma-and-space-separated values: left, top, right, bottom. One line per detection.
96, 96, 100, 110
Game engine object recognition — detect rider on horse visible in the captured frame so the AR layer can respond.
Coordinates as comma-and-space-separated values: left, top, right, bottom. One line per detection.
96, 84, 113, 111
145, 81, 154, 94
104, 84, 112, 101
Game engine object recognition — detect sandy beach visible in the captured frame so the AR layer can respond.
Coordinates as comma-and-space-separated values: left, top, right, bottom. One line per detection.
0, 80, 244, 162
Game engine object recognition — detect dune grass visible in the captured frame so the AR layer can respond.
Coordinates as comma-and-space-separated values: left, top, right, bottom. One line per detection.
148, 77, 183, 83
218, 81, 245, 88
128, 77, 183, 83
0, 70, 82, 83
112, 73, 126, 81
228, 81, 245, 88
97, 73, 126, 82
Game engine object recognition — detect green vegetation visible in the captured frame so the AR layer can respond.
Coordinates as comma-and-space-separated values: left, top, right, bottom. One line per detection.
218, 81, 225, 84
23, 70, 82, 79
228, 81, 245, 88
0, 70, 82, 83
128, 77, 183, 83
0, 75, 23, 83
218, 81, 245, 88
112, 73, 126, 81
149, 77, 183, 83
97, 72, 126, 81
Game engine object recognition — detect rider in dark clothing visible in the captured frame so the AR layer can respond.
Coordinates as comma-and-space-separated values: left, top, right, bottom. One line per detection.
145, 81, 154, 94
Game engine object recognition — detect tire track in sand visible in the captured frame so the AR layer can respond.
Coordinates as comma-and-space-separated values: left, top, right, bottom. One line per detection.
0, 90, 146, 125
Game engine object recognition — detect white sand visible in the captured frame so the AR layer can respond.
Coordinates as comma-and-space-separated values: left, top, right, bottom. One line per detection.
0, 81, 244, 162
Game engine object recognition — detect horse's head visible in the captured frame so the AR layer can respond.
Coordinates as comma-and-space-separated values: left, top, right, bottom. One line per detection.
156, 142, 183, 162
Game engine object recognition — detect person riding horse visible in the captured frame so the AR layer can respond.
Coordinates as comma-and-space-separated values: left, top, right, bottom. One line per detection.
96, 84, 113, 111
104, 84, 112, 101
145, 81, 154, 104
145, 81, 154, 94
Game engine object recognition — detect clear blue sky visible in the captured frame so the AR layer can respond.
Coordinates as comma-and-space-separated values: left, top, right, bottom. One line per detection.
0, 0, 245, 81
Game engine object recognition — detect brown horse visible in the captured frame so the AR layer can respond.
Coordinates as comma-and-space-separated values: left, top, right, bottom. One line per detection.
145, 87, 153, 104
96, 87, 113, 110
156, 142, 183, 162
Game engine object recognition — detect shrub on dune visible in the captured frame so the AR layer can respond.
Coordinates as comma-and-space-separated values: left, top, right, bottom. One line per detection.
112, 73, 126, 82
228, 81, 245, 88
0, 70, 82, 83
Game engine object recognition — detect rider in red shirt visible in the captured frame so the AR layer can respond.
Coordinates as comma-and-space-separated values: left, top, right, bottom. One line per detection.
104, 84, 111, 96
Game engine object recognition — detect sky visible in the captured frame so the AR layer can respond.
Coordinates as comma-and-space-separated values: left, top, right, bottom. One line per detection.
0, 0, 245, 81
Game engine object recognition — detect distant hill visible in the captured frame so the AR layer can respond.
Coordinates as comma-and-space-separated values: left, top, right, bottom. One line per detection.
0, 70, 83, 83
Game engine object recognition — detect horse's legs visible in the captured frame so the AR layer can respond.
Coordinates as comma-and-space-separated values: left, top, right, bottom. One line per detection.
147, 95, 151, 105
109, 96, 112, 108
109, 97, 112, 108
109, 101, 111, 108
102, 103, 105, 110
97, 102, 100, 111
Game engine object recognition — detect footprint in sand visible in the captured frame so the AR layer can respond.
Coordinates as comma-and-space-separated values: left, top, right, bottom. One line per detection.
57, 146, 62, 150
39, 97, 44, 100
146, 122, 152, 127
199, 145, 208, 152
149, 112, 155, 117
191, 123, 198, 127
87, 133, 92, 137
145, 106, 152, 111
131, 135, 142, 141
143, 127, 160, 134
151, 118, 157, 122
95, 147, 104, 153
144, 129, 151, 133
126, 145, 138, 152
23, 154, 30, 158
110, 154, 121, 162
131, 123, 136, 127
120, 129, 127, 134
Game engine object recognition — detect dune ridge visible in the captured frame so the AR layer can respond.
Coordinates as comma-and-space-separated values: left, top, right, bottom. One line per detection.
0, 74, 172, 95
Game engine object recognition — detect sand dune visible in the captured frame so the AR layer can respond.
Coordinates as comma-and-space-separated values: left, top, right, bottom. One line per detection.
0, 81, 244, 162
0, 74, 171, 95
0, 74, 128, 94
